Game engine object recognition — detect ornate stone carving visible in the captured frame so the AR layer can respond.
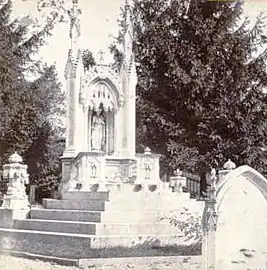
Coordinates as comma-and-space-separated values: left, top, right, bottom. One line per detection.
68, 0, 81, 43
203, 207, 218, 232
80, 64, 123, 112
203, 168, 218, 232
2, 153, 29, 209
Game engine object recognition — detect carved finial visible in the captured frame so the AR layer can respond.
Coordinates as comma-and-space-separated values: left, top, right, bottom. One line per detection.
174, 169, 182, 177
68, 0, 81, 49
210, 168, 217, 187
223, 159, 236, 170
144, 147, 151, 155
8, 152, 23, 164
98, 50, 105, 64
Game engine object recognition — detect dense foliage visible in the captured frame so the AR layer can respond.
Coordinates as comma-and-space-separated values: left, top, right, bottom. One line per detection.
112, 0, 267, 179
0, 0, 65, 201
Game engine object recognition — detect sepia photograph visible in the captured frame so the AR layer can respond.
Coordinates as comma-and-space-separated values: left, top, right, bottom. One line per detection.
0, 0, 267, 269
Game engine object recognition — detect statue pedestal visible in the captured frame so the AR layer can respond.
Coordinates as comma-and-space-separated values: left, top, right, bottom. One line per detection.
0, 153, 30, 227
2, 195, 29, 210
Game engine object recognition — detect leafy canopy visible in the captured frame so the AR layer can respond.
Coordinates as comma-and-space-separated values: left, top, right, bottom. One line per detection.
113, 0, 267, 175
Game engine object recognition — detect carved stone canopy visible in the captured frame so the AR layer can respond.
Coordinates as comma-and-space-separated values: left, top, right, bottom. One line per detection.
80, 81, 121, 112
80, 65, 124, 112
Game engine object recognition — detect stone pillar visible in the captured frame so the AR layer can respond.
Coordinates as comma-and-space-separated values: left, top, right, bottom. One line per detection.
202, 168, 218, 270
1, 153, 29, 223
127, 83, 136, 157
98, 157, 107, 191
114, 108, 122, 155
218, 159, 236, 182
143, 147, 153, 191
169, 169, 186, 193
64, 76, 77, 157
59, 157, 73, 197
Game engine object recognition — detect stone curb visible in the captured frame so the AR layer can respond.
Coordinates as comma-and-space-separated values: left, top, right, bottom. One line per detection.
78, 255, 201, 268
0, 250, 79, 267
0, 250, 201, 268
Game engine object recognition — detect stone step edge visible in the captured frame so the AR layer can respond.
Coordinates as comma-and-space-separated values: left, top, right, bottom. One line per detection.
30, 208, 185, 212
15, 219, 174, 226
30, 209, 102, 213
0, 228, 183, 238
14, 219, 97, 225
0, 249, 201, 268
0, 249, 79, 267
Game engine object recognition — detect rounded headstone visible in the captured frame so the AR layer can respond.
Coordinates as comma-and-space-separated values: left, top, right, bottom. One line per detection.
8, 152, 23, 164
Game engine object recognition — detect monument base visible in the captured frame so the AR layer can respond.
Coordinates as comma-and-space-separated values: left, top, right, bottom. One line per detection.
0, 189, 204, 259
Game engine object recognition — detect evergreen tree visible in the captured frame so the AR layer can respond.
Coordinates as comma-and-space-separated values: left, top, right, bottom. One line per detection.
0, 0, 64, 200
113, 0, 267, 180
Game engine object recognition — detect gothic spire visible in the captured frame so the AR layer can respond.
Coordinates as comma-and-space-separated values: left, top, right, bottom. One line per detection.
123, 0, 134, 70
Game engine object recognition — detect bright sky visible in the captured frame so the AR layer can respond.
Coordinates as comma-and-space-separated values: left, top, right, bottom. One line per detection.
11, 0, 267, 86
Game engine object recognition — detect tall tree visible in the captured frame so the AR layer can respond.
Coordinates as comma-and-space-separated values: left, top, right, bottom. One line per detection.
113, 0, 267, 179
0, 0, 64, 199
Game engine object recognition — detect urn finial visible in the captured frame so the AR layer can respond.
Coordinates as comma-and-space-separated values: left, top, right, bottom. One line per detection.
223, 159, 236, 170
8, 152, 23, 164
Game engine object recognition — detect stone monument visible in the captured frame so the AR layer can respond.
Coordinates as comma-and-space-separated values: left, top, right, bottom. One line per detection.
202, 161, 267, 269
59, 0, 161, 196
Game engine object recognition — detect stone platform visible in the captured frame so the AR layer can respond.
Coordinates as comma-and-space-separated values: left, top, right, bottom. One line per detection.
0, 190, 203, 259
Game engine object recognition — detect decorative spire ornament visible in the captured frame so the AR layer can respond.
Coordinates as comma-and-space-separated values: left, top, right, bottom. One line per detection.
68, 0, 81, 54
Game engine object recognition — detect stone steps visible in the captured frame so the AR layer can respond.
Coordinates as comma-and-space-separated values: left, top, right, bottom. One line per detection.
62, 191, 109, 201
42, 198, 196, 212
30, 208, 167, 223
12, 218, 179, 236
101, 211, 166, 223
30, 209, 102, 222
0, 228, 188, 259
13, 219, 96, 235
43, 199, 105, 211
104, 201, 189, 211
96, 223, 179, 235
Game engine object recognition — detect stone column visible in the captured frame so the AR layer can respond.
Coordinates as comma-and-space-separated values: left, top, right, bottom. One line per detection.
202, 168, 218, 270
114, 107, 122, 155
127, 89, 136, 157
59, 157, 73, 197
143, 147, 153, 191
98, 155, 107, 191
64, 77, 77, 157
1, 153, 29, 222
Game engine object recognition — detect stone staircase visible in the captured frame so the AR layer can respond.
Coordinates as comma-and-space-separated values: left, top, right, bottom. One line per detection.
0, 190, 204, 259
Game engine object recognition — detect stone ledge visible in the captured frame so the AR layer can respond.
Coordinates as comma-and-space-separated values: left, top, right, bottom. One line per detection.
0, 250, 79, 267
0, 249, 202, 268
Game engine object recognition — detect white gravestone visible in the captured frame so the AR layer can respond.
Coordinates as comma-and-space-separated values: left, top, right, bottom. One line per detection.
215, 165, 267, 269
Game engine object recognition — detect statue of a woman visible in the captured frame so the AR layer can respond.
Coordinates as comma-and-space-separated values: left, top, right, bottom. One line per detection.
91, 109, 105, 151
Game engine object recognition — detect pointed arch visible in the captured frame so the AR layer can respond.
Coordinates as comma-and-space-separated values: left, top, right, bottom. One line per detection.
81, 77, 124, 112
216, 165, 267, 210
